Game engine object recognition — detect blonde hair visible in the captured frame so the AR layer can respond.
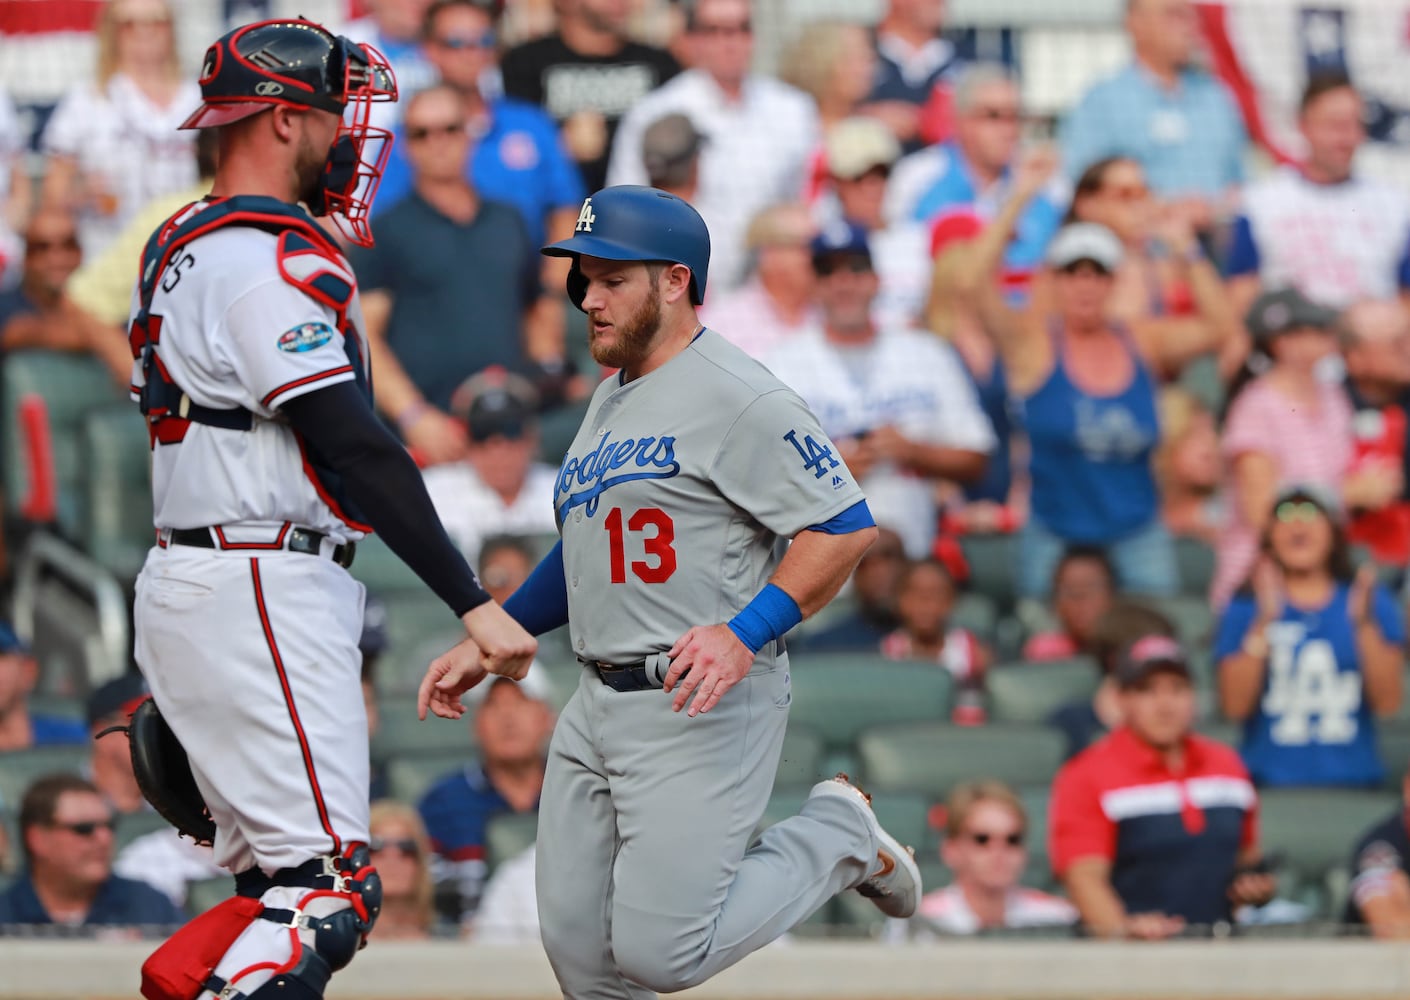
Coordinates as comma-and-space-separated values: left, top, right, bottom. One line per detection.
1154, 386, 1208, 490
369, 799, 435, 932
943, 780, 1026, 841
95, 0, 181, 89
777, 21, 867, 106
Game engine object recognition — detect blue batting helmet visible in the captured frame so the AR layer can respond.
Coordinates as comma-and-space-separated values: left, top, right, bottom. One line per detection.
542, 186, 710, 310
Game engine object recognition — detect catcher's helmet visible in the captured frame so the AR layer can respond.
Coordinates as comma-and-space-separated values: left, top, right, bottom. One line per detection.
542, 186, 711, 309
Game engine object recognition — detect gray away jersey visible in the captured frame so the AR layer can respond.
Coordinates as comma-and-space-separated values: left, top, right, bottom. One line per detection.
555, 329, 865, 664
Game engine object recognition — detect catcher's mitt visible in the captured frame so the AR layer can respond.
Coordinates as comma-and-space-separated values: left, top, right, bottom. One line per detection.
120, 698, 217, 845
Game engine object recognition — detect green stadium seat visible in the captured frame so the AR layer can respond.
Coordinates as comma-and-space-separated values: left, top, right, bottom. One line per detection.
115, 810, 174, 851
1257, 789, 1398, 897
761, 786, 932, 859
1151, 595, 1217, 646
386, 750, 474, 804
485, 811, 538, 871
1377, 722, 1410, 790
856, 723, 1066, 799
775, 725, 826, 788
186, 876, 234, 915
372, 694, 474, 757
951, 592, 999, 642
1174, 535, 1216, 597
79, 403, 153, 579
0, 745, 90, 812
986, 657, 1100, 724
27, 693, 83, 722
957, 533, 1018, 608
350, 534, 425, 593
787, 653, 952, 752
2, 351, 125, 536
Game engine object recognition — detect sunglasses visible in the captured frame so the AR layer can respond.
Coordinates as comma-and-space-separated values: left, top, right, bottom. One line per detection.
406, 123, 465, 142
434, 30, 496, 50
52, 819, 116, 836
1100, 183, 1150, 202
1275, 500, 1323, 524
974, 107, 1021, 124
814, 255, 872, 277
695, 21, 752, 36
369, 836, 419, 858
27, 237, 80, 255
966, 830, 1023, 848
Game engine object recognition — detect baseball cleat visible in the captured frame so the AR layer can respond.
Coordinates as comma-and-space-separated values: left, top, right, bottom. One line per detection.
808, 773, 921, 918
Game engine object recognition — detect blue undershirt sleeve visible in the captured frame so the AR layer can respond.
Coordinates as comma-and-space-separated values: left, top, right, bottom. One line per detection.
503, 540, 571, 636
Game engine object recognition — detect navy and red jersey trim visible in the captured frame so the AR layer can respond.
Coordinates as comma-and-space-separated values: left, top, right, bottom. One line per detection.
261, 366, 356, 409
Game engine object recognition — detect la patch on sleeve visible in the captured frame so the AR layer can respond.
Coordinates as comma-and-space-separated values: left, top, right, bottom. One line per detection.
277, 321, 336, 353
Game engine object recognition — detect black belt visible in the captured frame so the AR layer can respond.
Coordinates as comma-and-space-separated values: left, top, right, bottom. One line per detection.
579, 652, 671, 693
167, 526, 356, 569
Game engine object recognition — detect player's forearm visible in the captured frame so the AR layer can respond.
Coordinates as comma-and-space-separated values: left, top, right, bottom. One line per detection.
772, 523, 878, 620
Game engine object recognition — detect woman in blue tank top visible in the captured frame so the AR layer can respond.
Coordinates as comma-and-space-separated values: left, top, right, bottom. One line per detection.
953, 153, 1239, 598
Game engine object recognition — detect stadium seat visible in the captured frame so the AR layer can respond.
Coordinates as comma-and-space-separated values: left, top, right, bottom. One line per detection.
115, 809, 174, 851
1174, 535, 1216, 597
787, 653, 952, 754
79, 403, 154, 580
350, 534, 425, 593
1256, 789, 1399, 916
951, 592, 999, 643
186, 876, 234, 915
957, 533, 1018, 609
1376, 722, 1410, 791
1151, 595, 1217, 646
856, 723, 1067, 799
373, 694, 474, 758
775, 724, 827, 789
485, 811, 538, 872
761, 786, 932, 860
386, 750, 475, 805
986, 657, 1100, 724
0, 745, 90, 812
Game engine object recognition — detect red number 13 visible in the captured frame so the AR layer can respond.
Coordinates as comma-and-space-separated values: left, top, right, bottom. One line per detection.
604, 507, 677, 584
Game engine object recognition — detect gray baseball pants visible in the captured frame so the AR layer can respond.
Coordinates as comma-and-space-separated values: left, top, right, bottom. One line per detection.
535, 661, 878, 999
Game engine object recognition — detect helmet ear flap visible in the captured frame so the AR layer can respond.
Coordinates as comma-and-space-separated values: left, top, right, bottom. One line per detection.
566, 259, 588, 312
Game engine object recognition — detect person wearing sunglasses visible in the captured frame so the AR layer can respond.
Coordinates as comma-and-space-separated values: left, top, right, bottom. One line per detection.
367, 800, 435, 940
1052, 634, 1273, 939
1215, 485, 1404, 789
887, 780, 1075, 940
764, 221, 995, 560
0, 773, 183, 929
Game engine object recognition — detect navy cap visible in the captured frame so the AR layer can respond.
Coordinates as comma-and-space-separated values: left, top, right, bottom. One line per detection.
810, 219, 872, 268
87, 673, 150, 727
1246, 287, 1339, 346
0, 622, 28, 655
1114, 634, 1192, 690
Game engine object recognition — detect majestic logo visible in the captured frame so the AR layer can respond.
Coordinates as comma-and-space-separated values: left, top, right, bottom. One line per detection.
254, 81, 285, 97
574, 198, 596, 233
557, 432, 680, 519
784, 429, 840, 480
277, 321, 336, 353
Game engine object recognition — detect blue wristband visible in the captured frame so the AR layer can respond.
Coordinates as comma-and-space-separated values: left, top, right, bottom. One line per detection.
727, 583, 803, 655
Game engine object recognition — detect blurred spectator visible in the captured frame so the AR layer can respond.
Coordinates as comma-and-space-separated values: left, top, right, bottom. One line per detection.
0, 208, 133, 386
375, 0, 585, 254
472, 843, 539, 943
0, 774, 183, 929
1211, 290, 1363, 609
112, 827, 224, 912
67, 127, 218, 332
351, 84, 543, 467
368, 800, 436, 940
500, 0, 680, 191
420, 665, 554, 925
1059, 0, 1245, 220
1226, 73, 1410, 317
881, 557, 990, 683
778, 21, 877, 135
864, 0, 956, 148
1050, 636, 1272, 938
1156, 387, 1223, 544
1215, 485, 1403, 789
800, 526, 905, 653
959, 180, 1231, 596
0, 624, 86, 752
39, 0, 199, 257
1048, 601, 1178, 760
764, 222, 994, 559
1064, 157, 1241, 372
1344, 771, 1410, 938
606, 0, 820, 291
423, 369, 559, 564
343, 0, 439, 130
1342, 300, 1410, 568
85, 674, 149, 816
0, 90, 28, 286
699, 202, 817, 359
1022, 547, 1116, 663
885, 781, 1075, 940
889, 63, 1063, 307
361, 595, 391, 800
640, 112, 703, 201
479, 535, 536, 606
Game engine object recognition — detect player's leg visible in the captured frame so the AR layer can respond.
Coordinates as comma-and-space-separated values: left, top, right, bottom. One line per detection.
603, 663, 877, 993
135, 550, 374, 999
536, 670, 654, 1000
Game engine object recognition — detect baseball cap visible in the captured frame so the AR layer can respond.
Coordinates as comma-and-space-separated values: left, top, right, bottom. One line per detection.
1045, 223, 1123, 273
360, 595, 389, 659
825, 117, 902, 181
642, 113, 705, 179
450, 367, 540, 441
1114, 634, 1192, 690
1273, 481, 1344, 523
86, 673, 150, 727
811, 219, 872, 271
0, 622, 29, 656
465, 660, 555, 708
1245, 287, 1338, 347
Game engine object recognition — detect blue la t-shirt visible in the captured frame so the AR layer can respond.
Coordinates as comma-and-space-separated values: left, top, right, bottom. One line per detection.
1214, 583, 1404, 788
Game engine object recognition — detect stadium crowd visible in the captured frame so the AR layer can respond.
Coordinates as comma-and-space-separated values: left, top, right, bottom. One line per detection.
6, 0, 1410, 950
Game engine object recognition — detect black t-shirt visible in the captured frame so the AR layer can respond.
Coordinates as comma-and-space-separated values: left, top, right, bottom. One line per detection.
500, 34, 679, 190
1344, 808, 1410, 924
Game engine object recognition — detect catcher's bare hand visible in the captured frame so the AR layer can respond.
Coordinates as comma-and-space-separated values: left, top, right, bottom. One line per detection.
663, 624, 753, 717
460, 601, 537, 680
418, 639, 488, 720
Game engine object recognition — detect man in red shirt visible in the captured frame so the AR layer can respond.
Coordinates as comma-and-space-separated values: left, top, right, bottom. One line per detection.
1049, 634, 1275, 938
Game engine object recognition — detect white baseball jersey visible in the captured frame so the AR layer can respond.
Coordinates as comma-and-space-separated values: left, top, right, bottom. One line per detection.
129, 199, 372, 541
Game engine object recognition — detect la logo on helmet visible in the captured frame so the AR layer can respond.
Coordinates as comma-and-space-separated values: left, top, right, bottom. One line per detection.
575, 199, 595, 233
